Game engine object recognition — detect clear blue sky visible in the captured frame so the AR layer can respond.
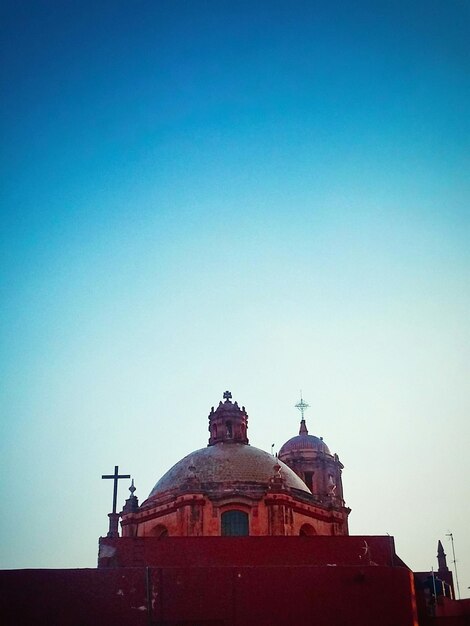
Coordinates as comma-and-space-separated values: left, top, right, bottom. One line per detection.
1, 0, 469, 594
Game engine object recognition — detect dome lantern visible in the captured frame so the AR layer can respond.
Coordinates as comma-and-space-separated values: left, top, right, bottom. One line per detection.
207, 390, 249, 446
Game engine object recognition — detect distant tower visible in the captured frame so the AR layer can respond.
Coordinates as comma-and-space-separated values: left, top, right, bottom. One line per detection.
437, 540, 449, 573
278, 395, 349, 534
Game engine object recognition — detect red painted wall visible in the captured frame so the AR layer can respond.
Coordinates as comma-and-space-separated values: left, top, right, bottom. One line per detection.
1, 564, 417, 626
1, 568, 148, 626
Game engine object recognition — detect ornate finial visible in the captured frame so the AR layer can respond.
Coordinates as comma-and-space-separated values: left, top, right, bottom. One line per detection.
122, 478, 139, 514
269, 463, 285, 489
223, 390, 232, 402
295, 392, 309, 420
187, 462, 197, 480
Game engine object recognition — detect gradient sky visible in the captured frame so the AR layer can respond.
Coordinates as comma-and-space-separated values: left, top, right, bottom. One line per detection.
1, 0, 469, 595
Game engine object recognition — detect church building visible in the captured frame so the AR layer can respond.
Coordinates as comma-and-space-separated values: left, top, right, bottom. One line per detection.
119, 391, 349, 540
2, 391, 469, 626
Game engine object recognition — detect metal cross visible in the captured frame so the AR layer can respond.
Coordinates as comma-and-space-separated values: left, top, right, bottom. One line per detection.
295, 393, 309, 420
223, 390, 232, 401
102, 465, 131, 514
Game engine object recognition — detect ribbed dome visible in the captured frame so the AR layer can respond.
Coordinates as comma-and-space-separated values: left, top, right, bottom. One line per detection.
147, 443, 310, 500
279, 433, 331, 457
278, 416, 332, 458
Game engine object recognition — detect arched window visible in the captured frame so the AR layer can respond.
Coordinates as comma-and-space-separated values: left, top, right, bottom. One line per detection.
304, 471, 314, 491
150, 524, 169, 538
226, 421, 233, 438
299, 523, 316, 536
221, 510, 249, 536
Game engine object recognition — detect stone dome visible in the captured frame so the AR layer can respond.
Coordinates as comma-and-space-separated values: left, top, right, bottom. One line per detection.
147, 443, 310, 500
278, 413, 333, 458
118, 392, 350, 540
279, 433, 331, 457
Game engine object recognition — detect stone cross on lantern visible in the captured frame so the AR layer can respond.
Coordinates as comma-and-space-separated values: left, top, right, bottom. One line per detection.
223, 390, 232, 401
102, 465, 130, 538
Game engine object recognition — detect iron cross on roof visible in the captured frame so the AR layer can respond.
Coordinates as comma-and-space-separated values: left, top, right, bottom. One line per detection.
295, 393, 310, 420
102, 465, 131, 515
223, 390, 232, 401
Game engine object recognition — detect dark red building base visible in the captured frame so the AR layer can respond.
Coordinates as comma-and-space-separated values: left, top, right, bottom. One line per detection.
2, 536, 469, 626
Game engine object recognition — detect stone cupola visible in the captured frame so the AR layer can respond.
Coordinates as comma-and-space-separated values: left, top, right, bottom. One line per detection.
208, 390, 249, 445
278, 395, 346, 507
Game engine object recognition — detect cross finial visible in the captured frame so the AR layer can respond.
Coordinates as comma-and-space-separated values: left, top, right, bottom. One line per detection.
101, 465, 131, 538
102, 465, 131, 514
223, 390, 232, 402
295, 392, 309, 420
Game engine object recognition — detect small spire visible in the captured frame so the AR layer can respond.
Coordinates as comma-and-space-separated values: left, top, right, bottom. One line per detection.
122, 479, 139, 514
437, 539, 449, 572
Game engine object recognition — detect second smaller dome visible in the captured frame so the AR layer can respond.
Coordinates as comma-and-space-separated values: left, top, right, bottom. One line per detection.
279, 430, 331, 457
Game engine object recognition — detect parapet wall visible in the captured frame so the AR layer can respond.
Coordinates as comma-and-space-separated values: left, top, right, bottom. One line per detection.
98, 534, 401, 569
